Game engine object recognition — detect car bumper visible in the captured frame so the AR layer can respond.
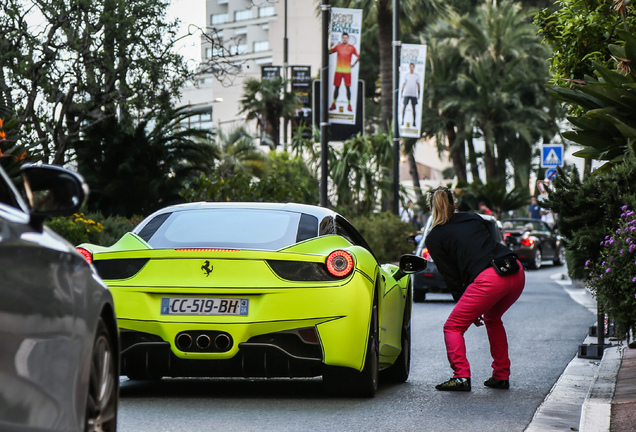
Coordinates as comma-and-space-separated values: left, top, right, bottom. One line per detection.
111, 272, 374, 377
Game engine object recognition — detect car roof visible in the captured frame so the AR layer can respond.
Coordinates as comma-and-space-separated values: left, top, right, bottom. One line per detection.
134, 202, 340, 232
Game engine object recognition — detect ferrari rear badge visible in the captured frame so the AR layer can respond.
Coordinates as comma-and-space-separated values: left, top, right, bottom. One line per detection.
201, 260, 213, 277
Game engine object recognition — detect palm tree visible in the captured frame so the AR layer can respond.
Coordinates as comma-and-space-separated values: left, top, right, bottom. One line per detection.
238, 77, 300, 150
214, 126, 269, 179
74, 108, 217, 217
431, 0, 561, 189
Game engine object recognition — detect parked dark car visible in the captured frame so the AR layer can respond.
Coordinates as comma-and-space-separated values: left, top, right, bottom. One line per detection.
0, 163, 119, 431
501, 218, 565, 270
411, 213, 506, 302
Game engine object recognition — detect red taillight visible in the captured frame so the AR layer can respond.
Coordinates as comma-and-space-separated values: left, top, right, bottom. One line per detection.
420, 247, 431, 261
520, 238, 535, 247
297, 327, 319, 344
505, 232, 511, 237
76, 247, 93, 263
326, 250, 354, 277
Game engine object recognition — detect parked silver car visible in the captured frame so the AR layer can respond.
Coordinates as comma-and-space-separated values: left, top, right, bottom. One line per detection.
0, 163, 119, 431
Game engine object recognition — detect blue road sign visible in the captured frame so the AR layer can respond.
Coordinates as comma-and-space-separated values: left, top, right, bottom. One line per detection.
545, 168, 558, 181
541, 144, 564, 168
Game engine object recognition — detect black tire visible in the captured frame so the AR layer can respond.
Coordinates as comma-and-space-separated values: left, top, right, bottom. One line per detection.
323, 295, 379, 398
529, 248, 542, 270
553, 246, 566, 266
86, 317, 118, 432
413, 288, 426, 303
382, 287, 411, 383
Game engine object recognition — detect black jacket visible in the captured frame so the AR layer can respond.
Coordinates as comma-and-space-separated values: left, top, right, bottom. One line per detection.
425, 212, 513, 300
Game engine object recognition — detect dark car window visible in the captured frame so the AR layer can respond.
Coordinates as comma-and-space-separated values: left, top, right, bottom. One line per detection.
0, 171, 22, 210
138, 209, 318, 251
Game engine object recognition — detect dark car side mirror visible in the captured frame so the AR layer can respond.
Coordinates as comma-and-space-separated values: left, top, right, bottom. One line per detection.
393, 254, 428, 281
20, 164, 89, 231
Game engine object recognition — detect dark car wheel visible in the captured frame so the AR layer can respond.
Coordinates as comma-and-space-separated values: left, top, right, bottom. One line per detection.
323, 295, 379, 397
413, 288, 426, 303
382, 288, 411, 383
86, 317, 118, 432
530, 248, 543, 270
553, 246, 566, 266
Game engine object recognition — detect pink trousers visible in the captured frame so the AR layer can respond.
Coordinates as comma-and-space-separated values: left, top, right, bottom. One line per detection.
443, 262, 525, 380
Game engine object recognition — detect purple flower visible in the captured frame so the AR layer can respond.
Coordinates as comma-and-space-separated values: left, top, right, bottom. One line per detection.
630, 245, 636, 253
627, 210, 634, 217
620, 249, 624, 255
609, 237, 615, 244
633, 277, 636, 282
622, 205, 628, 211
585, 260, 591, 267
606, 268, 611, 274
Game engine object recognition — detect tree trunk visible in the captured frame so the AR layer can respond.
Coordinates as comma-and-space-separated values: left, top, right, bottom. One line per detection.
466, 136, 480, 182
407, 151, 423, 202
446, 121, 466, 183
378, 0, 393, 132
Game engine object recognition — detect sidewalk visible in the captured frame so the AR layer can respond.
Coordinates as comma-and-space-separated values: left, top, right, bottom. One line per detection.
525, 272, 636, 432
611, 345, 636, 432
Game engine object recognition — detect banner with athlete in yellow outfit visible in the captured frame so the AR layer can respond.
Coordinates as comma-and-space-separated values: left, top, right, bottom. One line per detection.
328, 8, 362, 126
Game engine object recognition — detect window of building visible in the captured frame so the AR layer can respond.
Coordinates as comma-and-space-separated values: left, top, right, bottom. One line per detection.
258, 6, 275, 18
234, 9, 252, 22
179, 109, 214, 132
229, 44, 247, 55
253, 41, 269, 52
211, 13, 229, 25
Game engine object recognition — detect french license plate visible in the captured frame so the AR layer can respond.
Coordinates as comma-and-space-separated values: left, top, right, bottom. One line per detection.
161, 297, 249, 316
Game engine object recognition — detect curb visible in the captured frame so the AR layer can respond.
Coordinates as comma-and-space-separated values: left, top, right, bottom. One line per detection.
579, 345, 623, 432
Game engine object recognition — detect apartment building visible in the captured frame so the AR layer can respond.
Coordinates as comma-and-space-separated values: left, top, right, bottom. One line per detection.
179, 0, 321, 137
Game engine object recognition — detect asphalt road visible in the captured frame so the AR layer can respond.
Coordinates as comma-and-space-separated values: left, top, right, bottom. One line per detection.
117, 264, 594, 432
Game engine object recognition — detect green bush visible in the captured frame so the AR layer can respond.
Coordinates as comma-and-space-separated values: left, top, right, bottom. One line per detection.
349, 212, 416, 263
46, 212, 140, 246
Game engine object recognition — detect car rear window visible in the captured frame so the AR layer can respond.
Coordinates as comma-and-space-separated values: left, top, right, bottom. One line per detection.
138, 209, 319, 250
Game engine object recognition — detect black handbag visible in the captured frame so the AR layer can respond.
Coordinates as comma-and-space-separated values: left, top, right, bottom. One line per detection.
491, 255, 520, 276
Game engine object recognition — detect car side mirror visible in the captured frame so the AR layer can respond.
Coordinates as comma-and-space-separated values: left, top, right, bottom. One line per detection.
393, 254, 428, 281
20, 164, 89, 231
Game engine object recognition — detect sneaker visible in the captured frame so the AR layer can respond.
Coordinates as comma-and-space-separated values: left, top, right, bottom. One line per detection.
435, 377, 471, 391
347, 104, 352, 111
329, 103, 336, 110
484, 377, 509, 389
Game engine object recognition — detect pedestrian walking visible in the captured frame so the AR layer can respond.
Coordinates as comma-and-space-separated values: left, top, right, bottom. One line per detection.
425, 186, 525, 391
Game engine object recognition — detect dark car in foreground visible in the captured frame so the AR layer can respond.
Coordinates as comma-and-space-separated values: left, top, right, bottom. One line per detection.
501, 218, 565, 270
411, 214, 506, 302
0, 164, 118, 431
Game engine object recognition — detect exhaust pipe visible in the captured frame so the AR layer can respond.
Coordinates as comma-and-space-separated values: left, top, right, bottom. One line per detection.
214, 333, 232, 351
196, 334, 211, 349
176, 333, 192, 350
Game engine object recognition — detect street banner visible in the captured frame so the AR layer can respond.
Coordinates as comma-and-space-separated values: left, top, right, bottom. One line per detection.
398, 44, 427, 138
328, 7, 362, 125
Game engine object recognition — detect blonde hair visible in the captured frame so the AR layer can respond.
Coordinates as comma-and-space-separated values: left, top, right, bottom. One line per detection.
429, 187, 455, 227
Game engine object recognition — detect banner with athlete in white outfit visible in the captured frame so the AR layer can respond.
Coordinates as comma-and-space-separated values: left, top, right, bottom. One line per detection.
328, 8, 362, 125
399, 44, 427, 138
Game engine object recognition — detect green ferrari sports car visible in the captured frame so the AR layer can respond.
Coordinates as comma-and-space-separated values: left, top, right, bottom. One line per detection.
77, 202, 426, 397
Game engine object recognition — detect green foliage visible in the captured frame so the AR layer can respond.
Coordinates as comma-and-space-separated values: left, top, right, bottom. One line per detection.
543, 151, 636, 285
180, 151, 319, 205
46, 213, 104, 246
456, 181, 532, 219
348, 212, 415, 263
74, 108, 216, 217
585, 206, 636, 324
238, 77, 300, 149
546, 30, 636, 173
46, 213, 140, 247
534, 0, 636, 91
0, 0, 192, 164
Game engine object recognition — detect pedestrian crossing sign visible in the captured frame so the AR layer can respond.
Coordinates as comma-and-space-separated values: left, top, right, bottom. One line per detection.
541, 144, 564, 168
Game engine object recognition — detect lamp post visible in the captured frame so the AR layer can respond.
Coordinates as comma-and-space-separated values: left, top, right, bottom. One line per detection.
392, 0, 401, 215
320, 0, 330, 208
